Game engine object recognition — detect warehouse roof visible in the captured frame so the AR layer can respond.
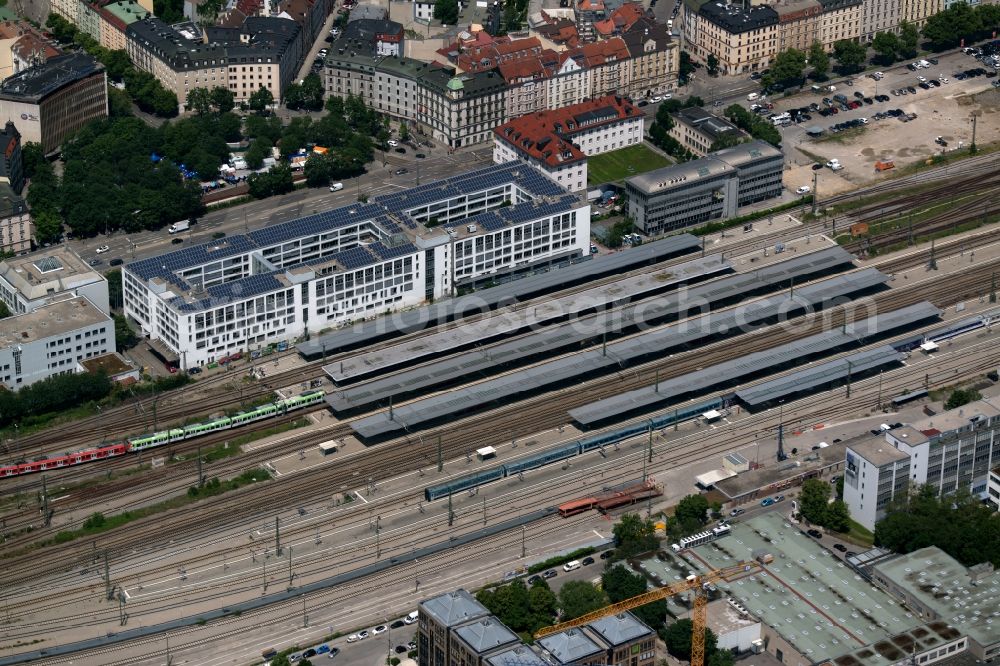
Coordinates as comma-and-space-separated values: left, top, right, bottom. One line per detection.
687, 512, 921, 662
873, 547, 1000, 652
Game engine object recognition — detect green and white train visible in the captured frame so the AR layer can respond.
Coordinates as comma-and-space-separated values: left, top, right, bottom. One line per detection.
127, 389, 327, 452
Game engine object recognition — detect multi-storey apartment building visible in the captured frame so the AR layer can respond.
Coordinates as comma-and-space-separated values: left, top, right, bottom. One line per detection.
842, 437, 912, 530
493, 95, 644, 191
126, 1, 328, 110
773, 0, 822, 52
688, 1, 779, 75
860, 0, 903, 40
327, 28, 676, 146
817, 0, 863, 48
845, 397, 1000, 529
122, 163, 590, 368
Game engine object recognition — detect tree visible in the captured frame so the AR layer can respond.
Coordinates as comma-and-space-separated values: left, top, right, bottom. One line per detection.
833, 39, 867, 74
679, 50, 695, 84
245, 139, 270, 169
826, 499, 851, 533
602, 564, 668, 629
709, 649, 736, 666
45, 13, 77, 43
612, 513, 659, 559
945, 388, 982, 410
872, 32, 900, 64
923, 2, 982, 49
771, 48, 807, 87
709, 134, 746, 152
898, 20, 919, 57
660, 619, 718, 662
106, 269, 123, 309
102, 50, 133, 82
210, 86, 235, 113
558, 581, 608, 620
300, 74, 325, 111
186, 87, 213, 115
21, 142, 46, 180
33, 209, 63, 246
434, 0, 458, 24
399, 123, 409, 142
114, 313, 138, 351
304, 152, 333, 187
799, 478, 831, 525
706, 53, 720, 77
249, 86, 275, 114
0, 301, 10, 319
808, 40, 829, 79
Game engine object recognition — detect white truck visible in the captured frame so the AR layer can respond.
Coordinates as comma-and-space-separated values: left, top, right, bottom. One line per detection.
168, 219, 190, 234
825, 159, 844, 171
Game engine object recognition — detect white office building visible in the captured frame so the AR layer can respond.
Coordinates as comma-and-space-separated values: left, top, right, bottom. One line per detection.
0, 296, 114, 389
123, 163, 590, 369
0, 247, 110, 315
844, 398, 1000, 530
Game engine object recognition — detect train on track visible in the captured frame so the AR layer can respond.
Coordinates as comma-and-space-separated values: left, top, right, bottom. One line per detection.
557, 479, 663, 517
0, 389, 327, 478
423, 397, 724, 501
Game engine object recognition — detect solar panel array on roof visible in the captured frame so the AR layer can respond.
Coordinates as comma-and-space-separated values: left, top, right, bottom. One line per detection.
175, 273, 286, 311
298, 234, 705, 357
370, 241, 417, 261
247, 203, 385, 249
332, 267, 886, 414
735, 346, 903, 407
127, 235, 258, 282
569, 301, 940, 427
335, 246, 375, 270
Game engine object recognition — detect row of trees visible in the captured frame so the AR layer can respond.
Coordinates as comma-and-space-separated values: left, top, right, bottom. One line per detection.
0, 372, 113, 430
45, 13, 179, 117
723, 105, 782, 148
871, 21, 920, 65
876, 486, 1000, 567
799, 478, 852, 532
923, 2, 1000, 50
475, 578, 558, 640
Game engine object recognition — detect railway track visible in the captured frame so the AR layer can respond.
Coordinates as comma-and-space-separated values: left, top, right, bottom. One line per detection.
3, 253, 994, 597
7, 325, 1000, 658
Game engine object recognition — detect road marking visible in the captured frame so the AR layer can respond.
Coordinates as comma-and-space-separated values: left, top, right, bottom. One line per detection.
354, 491, 368, 504
591, 529, 604, 539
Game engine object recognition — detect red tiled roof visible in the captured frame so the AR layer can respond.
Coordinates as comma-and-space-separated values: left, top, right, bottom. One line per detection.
494, 94, 641, 168
450, 35, 544, 73
593, 18, 614, 35
611, 2, 645, 30
578, 0, 604, 10
920, 428, 941, 437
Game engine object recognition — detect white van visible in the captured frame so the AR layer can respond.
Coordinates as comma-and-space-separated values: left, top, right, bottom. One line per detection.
404, 610, 419, 625
747, 92, 759, 101
563, 560, 582, 572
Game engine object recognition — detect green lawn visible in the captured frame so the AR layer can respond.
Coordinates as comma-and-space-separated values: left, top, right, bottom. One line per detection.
588, 143, 670, 185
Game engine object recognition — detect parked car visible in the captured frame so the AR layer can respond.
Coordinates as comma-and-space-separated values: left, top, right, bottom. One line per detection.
774, 495, 785, 502
109, 258, 123, 266
89, 258, 102, 266
833, 543, 848, 552
188, 367, 202, 375
329, 182, 344, 191
527, 575, 542, 585
796, 185, 811, 194
96, 245, 110, 253
387, 139, 399, 147
761, 497, 775, 507
415, 153, 426, 159
543, 569, 557, 579
395, 168, 408, 175
582, 557, 595, 565
599, 550, 614, 559
390, 620, 405, 629
172, 237, 184, 244
807, 529, 823, 538
373, 625, 387, 635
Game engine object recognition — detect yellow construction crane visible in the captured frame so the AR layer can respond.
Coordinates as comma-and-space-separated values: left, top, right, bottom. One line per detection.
534, 559, 762, 666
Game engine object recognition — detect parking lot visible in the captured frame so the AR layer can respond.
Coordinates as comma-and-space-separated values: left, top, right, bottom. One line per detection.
768, 48, 1000, 195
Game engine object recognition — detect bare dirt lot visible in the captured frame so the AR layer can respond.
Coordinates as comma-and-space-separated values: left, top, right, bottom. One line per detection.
772, 64, 1000, 196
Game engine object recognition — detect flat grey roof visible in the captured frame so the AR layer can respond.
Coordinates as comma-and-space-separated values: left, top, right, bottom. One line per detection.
298, 234, 702, 357
419, 589, 488, 628
331, 266, 886, 414
734, 346, 904, 407
627, 140, 781, 195
847, 437, 909, 467
0, 246, 104, 301
0, 296, 110, 347
324, 253, 730, 384
570, 301, 940, 426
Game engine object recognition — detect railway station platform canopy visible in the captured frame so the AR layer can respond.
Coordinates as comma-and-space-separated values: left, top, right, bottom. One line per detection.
568, 301, 941, 428
734, 346, 904, 408
685, 512, 922, 664
298, 233, 703, 359
331, 265, 888, 416
347, 272, 904, 441
323, 253, 732, 385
